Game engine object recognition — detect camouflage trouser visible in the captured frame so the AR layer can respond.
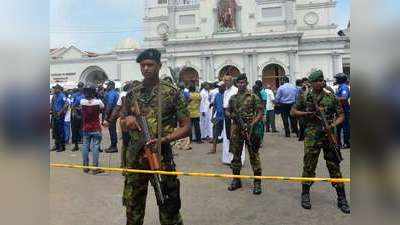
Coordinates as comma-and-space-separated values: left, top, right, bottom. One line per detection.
124, 173, 183, 225
302, 137, 344, 188
123, 144, 183, 225
229, 124, 262, 174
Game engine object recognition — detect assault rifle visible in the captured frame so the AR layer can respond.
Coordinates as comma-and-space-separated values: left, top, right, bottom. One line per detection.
233, 114, 254, 152
313, 99, 343, 165
132, 101, 165, 206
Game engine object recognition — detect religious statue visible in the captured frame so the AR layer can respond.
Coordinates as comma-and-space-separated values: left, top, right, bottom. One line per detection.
217, 0, 237, 31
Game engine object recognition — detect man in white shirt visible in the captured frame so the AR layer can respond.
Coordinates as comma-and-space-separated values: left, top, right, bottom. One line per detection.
223, 75, 238, 140
265, 84, 277, 132
200, 82, 212, 140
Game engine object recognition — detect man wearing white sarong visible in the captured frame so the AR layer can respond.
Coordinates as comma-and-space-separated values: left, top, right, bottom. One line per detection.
208, 82, 220, 139
221, 75, 245, 164
200, 83, 212, 140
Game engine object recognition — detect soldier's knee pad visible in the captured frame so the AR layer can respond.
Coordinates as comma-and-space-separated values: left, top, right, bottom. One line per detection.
161, 177, 181, 215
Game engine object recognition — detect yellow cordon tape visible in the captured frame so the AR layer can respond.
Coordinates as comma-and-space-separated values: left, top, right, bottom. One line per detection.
50, 163, 350, 183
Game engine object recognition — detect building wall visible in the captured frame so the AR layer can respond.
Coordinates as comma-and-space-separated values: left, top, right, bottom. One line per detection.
119, 60, 142, 81
298, 54, 333, 81
51, 1, 349, 88
51, 60, 117, 84
143, 0, 339, 47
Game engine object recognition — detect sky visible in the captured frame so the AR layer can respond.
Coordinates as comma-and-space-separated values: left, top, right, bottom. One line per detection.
50, 0, 350, 53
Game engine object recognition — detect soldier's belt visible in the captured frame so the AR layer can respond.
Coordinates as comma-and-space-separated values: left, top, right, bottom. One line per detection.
50, 163, 350, 183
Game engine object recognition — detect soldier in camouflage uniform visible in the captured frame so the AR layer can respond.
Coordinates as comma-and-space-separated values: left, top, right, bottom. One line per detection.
120, 49, 191, 225
291, 70, 350, 214
227, 73, 264, 195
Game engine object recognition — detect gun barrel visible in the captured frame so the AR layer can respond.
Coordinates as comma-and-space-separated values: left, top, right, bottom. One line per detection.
150, 175, 165, 206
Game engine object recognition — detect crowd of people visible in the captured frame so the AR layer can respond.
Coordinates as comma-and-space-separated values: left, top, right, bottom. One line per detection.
50, 70, 351, 169
172, 71, 351, 153
50, 48, 351, 223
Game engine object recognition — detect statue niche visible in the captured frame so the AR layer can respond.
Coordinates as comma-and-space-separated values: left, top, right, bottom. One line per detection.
217, 0, 237, 32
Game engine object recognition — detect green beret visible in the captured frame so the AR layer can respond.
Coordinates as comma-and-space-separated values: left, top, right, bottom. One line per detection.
308, 70, 324, 82
236, 73, 248, 82
136, 48, 161, 64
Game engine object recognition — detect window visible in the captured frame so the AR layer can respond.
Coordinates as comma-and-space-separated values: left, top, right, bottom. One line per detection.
179, 14, 196, 25
262, 7, 283, 18
176, 0, 199, 5
158, 0, 168, 4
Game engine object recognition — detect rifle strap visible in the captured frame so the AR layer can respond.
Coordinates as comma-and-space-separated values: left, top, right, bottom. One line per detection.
156, 84, 162, 156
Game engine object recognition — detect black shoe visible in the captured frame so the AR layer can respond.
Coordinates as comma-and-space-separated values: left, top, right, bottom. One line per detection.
71, 144, 79, 152
342, 143, 351, 149
336, 186, 351, 214
298, 137, 304, 141
56, 146, 65, 152
272, 130, 278, 133
105, 147, 118, 153
228, 179, 242, 191
301, 184, 312, 209
253, 181, 262, 195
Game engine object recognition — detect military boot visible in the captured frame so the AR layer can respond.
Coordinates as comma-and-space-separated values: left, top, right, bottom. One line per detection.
253, 172, 262, 195
335, 186, 351, 214
228, 170, 242, 191
301, 184, 312, 209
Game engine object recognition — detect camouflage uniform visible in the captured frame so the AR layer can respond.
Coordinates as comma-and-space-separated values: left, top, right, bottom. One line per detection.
122, 80, 189, 225
229, 90, 263, 176
293, 89, 344, 188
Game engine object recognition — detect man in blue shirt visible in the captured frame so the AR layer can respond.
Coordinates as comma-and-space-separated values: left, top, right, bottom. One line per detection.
70, 82, 85, 151
104, 81, 120, 153
335, 73, 350, 148
51, 84, 68, 152
209, 84, 225, 154
274, 76, 299, 137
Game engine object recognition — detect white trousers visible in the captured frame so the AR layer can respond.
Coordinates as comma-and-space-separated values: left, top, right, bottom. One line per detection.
200, 111, 212, 139
221, 120, 245, 165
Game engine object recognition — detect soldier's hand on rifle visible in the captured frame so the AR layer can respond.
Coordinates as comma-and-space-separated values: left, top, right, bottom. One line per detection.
145, 138, 157, 146
123, 115, 142, 132
146, 136, 171, 146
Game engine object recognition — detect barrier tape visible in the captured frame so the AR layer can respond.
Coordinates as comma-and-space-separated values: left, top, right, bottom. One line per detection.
50, 163, 350, 183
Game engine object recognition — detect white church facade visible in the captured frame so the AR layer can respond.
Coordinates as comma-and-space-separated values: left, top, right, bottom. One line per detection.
50, 0, 350, 90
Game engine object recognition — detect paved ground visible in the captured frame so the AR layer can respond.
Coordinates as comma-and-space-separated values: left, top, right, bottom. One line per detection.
50, 124, 350, 225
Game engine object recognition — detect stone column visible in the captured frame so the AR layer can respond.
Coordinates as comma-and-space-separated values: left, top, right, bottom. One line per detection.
288, 50, 297, 84
285, 0, 296, 31
209, 55, 215, 81
167, 0, 176, 38
242, 52, 248, 75
253, 53, 259, 79
248, 54, 255, 86
332, 52, 343, 78
200, 56, 205, 82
